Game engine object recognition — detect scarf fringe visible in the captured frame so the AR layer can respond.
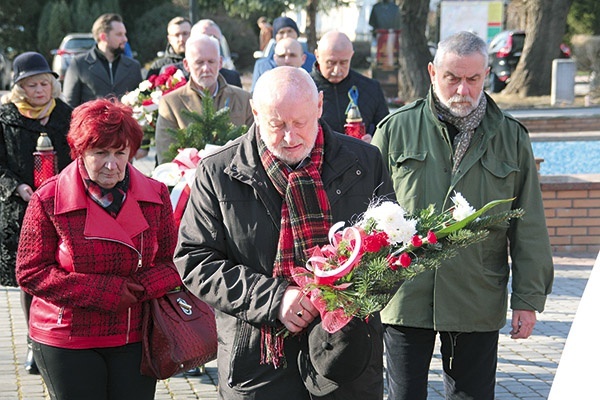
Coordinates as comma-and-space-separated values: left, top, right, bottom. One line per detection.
260, 326, 287, 369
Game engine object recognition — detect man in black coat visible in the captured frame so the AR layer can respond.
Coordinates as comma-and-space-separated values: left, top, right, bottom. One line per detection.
311, 31, 389, 137
146, 16, 192, 78
174, 66, 393, 399
63, 13, 143, 108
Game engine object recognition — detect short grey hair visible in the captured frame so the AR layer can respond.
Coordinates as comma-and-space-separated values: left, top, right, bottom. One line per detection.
433, 31, 488, 67
185, 34, 221, 56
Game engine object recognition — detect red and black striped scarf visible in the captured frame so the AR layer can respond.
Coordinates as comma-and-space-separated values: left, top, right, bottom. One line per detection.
257, 126, 332, 368
78, 158, 129, 218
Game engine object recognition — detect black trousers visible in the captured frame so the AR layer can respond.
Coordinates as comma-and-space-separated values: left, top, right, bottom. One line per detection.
32, 340, 156, 400
383, 325, 498, 400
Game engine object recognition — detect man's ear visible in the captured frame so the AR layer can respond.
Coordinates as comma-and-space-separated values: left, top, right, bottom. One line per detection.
250, 99, 260, 122
183, 58, 190, 73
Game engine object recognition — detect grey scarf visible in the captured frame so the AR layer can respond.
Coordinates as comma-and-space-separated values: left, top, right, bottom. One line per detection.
434, 93, 487, 174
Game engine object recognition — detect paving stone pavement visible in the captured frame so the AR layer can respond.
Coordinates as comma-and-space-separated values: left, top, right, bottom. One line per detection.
0, 253, 595, 399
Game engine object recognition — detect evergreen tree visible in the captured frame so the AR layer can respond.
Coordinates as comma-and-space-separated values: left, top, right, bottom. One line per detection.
164, 94, 247, 163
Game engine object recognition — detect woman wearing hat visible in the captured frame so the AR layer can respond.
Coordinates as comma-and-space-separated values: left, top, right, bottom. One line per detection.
0, 51, 72, 374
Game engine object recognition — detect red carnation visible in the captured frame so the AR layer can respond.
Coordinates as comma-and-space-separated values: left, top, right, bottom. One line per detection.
387, 255, 399, 271
155, 74, 169, 86
399, 253, 412, 268
411, 235, 423, 247
363, 231, 389, 253
147, 75, 158, 86
427, 231, 438, 244
163, 65, 178, 76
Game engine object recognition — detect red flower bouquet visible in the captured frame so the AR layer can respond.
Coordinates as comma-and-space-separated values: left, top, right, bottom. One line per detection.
291, 194, 523, 333
121, 66, 187, 147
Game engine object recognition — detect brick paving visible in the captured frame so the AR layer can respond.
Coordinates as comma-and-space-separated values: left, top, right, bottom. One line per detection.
1, 253, 596, 399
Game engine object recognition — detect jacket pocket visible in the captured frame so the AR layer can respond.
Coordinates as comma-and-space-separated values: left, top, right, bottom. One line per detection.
479, 153, 520, 201
390, 152, 427, 206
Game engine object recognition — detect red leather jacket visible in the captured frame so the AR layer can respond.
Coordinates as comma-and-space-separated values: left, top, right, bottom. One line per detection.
16, 160, 182, 349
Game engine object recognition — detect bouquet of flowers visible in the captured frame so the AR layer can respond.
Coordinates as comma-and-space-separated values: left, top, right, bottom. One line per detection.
291, 193, 524, 333
121, 65, 187, 148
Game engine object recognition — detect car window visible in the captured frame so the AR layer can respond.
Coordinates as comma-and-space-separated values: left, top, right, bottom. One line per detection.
511, 34, 525, 53
64, 38, 96, 50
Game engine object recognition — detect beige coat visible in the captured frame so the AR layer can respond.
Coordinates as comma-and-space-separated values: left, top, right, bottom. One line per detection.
155, 74, 253, 164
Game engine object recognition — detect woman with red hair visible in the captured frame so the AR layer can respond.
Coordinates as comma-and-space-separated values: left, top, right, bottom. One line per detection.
16, 98, 182, 400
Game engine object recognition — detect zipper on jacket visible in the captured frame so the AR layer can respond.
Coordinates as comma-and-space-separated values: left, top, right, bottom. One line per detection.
136, 233, 143, 271
85, 233, 143, 343
108, 62, 114, 85
57, 306, 64, 325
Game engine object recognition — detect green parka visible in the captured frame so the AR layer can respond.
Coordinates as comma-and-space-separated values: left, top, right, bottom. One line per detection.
372, 89, 553, 332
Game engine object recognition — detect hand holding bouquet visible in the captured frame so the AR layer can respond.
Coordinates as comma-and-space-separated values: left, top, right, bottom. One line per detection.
291, 193, 524, 333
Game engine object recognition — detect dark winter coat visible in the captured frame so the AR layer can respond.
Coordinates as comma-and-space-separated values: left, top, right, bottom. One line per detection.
16, 161, 182, 348
0, 100, 72, 287
63, 47, 143, 108
311, 64, 389, 135
175, 123, 395, 399
146, 45, 184, 79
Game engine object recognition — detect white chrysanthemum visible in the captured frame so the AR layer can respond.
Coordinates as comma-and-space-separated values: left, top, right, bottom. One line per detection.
361, 201, 416, 244
139, 79, 153, 92
385, 217, 417, 245
451, 192, 476, 221
173, 69, 186, 81
150, 90, 163, 103
121, 89, 139, 106
362, 201, 406, 226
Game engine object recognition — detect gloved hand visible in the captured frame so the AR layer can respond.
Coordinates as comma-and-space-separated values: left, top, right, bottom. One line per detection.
116, 281, 145, 312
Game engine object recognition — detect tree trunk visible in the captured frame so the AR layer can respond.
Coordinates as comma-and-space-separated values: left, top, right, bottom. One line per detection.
305, 0, 318, 52
396, 0, 432, 101
503, 0, 574, 96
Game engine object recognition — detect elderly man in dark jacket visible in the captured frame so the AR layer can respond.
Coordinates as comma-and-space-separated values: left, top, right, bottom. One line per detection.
311, 31, 389, 136
63, 13, 142, 108
174, 66, 394, 399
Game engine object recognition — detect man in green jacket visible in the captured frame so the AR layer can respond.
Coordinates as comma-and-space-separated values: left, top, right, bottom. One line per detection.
372, 31, 553, 400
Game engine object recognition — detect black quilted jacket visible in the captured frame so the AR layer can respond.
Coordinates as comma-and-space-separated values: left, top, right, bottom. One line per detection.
0, 100, 72, 286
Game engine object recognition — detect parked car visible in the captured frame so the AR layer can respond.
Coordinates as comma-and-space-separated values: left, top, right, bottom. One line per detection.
51, 33, 96, 81
0, 48, 12, 90
488, 30, 571, 93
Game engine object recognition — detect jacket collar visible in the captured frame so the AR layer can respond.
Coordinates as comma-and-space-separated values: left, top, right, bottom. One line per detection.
228, 121, 359, 188
83, 47, 137, 87
54, 161, 163, 246
311, 61, 354, 88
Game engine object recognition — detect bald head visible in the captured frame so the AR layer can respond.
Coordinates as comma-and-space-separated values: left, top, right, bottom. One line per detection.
253, 66, 318, 110
317, 31, 354, 54
251, 67, 323, 165
274, 38, 306, 68
315, 31, 354, 84
191, 19, 222, 40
